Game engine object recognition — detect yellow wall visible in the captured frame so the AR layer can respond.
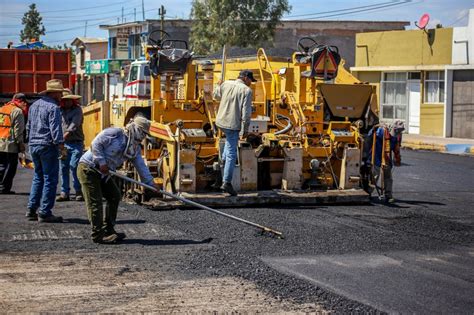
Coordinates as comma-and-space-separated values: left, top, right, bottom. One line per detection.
355, 71, 381, 100
420, 104, 444, 136
356, 28, 453, 67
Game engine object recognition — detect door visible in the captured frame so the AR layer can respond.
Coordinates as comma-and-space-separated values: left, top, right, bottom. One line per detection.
408, 80, 421, 134
452, 70, 474, 139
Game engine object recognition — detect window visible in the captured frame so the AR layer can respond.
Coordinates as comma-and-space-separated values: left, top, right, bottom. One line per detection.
129, 34, 142, 59
424, 71, 445, 103
381, 72, 408, 122
128, 65, 139, 82
79, 47, 85, 67
110, 37, 117, 59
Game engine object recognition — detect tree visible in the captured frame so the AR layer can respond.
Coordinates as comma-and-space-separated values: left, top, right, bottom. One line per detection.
190, 0, 291, 55
20, 3, 46, 43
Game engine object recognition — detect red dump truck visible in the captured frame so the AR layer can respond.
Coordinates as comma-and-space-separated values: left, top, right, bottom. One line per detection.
0, 48, 72, 104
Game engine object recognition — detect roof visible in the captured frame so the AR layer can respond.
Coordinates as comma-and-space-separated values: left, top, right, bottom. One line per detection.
71, 37, 107, 46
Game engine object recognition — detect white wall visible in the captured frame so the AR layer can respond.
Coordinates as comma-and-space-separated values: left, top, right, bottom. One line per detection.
452, 8, 474, 65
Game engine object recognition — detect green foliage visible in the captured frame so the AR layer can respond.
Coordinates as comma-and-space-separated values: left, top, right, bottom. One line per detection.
20, 3, 46, 42
190, 0, 291, 55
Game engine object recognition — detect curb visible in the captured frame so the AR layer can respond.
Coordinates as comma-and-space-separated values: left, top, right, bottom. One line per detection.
402, 142, 473, 156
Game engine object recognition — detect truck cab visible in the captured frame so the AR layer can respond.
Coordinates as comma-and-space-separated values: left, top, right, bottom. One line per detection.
123, 60, 151, 100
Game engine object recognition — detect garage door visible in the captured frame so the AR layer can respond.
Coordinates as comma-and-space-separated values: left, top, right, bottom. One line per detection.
452, 70, 474, 139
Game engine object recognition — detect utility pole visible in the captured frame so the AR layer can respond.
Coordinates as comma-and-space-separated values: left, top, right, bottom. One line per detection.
141, 0, 145, 21
121, 7, 124, 23
134, 8, 136, 21
84, 21, 88, 37
158, 5, 166, 40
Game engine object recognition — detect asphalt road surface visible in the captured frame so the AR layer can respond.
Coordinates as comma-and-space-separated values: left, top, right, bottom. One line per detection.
1, 149, 473, 313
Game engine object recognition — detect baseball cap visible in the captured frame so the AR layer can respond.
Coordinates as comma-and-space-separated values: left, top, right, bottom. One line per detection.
238, 70, 257, 82
13, 93, 27, 101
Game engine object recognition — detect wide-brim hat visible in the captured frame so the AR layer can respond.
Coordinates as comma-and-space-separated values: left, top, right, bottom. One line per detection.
62, 88, 82, 100
39, 79, 65, 95
133, 116, 151, 135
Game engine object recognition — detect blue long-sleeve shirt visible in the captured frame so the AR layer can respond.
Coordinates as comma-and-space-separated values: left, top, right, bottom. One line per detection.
79, 127, 154, 185
27, 96, 64, 146
367, 127, 401, 167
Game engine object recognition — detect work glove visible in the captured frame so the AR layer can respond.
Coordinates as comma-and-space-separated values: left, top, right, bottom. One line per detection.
59, 146, 68, 160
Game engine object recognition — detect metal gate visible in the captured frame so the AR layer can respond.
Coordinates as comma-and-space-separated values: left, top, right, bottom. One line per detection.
452, 70, 474, 139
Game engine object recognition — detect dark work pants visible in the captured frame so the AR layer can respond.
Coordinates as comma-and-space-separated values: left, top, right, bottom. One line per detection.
0, 152, 18, 193
77, 163, 121, 241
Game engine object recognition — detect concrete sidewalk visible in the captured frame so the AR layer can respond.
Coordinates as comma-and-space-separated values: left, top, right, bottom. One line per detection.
402, 134, 474, 155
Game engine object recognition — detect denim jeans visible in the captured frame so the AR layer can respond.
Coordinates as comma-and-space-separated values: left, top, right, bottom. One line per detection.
28, 145, 59, 216
60, 142, 83, 195
221, 128, 240, 183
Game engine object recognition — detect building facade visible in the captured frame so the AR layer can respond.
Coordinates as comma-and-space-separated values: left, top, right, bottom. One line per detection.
351, 9, 474, 139
71, 37, 108, 105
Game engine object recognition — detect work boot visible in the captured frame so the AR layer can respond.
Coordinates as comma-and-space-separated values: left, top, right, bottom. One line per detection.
220, 182, 237, 196
38, 214, 63, 223
104, 228, 126, 241
25, 209, 38, 221
93, 233, 119, 244
75, 191, 84, 201
210, 177, 223, 190
56, 192, 70, 202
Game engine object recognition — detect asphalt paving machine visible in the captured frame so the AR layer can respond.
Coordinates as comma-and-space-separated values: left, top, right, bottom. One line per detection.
82, 33, 379, 206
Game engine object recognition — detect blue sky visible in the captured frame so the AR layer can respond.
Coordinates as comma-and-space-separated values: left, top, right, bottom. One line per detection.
0, 0, 472, 47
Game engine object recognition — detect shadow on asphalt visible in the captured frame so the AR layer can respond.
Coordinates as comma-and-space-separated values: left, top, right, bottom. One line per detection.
64, 218, 89, 224
121, 238, 213, 246
65, 218, 147, 225
369, 198, 445, 208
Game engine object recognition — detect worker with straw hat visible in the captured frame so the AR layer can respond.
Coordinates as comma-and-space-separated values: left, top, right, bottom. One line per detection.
56, 89, 85, 202
26, 79, 65, 223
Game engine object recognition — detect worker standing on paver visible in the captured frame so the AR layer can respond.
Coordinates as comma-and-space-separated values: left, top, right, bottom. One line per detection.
367, 120, 405, 203
0, 93, 27, 194
213, 70, 256, 196
56, 89, 85, 202
77, 116, 157, 244
26, 79, 65, 222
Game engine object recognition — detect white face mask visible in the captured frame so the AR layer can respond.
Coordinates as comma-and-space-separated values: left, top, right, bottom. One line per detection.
123, 123, 146, 159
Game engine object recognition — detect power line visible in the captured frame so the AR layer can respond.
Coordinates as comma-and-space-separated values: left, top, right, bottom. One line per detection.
302, 1, 415, 20
285, 0, 398, 18
446, 10, 470, 27
1, 1, 129, 15
0, 6, 155, 37
1, 1, 141, 20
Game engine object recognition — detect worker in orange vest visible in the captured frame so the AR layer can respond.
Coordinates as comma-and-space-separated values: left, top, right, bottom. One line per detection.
0, 93, 27, 194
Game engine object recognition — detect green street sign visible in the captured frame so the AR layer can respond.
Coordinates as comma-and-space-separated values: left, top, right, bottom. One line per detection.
85, 59, 132, 75
85, 60, 108, 74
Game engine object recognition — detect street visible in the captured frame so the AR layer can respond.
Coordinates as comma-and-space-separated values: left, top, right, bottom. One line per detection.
1, 149, 473, 313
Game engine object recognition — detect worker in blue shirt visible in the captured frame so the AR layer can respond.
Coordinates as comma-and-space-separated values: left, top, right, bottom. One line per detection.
77, 116, 157, 244
26, 79, 66, 223
366, 120, 405, 203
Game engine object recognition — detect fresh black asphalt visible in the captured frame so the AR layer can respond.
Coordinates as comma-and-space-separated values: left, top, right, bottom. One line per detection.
1, 149, 473, 313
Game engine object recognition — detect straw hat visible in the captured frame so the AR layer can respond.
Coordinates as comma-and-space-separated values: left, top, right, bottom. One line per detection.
62, 88, 82, 100
39, 79, 65, 95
